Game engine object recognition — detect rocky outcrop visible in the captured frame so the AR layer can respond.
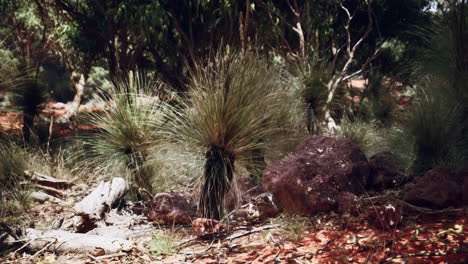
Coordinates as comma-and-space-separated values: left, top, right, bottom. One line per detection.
146, 192, 195, 224
368, 152, 406, 190
263, 136, 369, 215
403, 166, 463, 209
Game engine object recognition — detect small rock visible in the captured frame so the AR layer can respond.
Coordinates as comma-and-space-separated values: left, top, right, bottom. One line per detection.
368, 152, 406, 190
147, 192, 195, 224
403, 166, 462, 208
372, 204, 402, 231
192, 218, 223, 236
229, 192, 280, 222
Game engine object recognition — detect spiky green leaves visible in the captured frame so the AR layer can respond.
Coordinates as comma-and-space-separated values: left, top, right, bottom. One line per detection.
71, 72, 169, 193
163, 52, 291, 219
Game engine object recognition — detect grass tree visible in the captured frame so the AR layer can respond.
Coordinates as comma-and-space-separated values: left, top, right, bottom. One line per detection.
163, 52, 291, 219
404, 1, 468, 174
71, 72, 168, 193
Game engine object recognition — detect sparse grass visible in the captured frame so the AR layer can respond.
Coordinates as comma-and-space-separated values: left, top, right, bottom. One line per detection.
275, 214, 311, 241
0, 140, 51, 224
149, 230, 179, 256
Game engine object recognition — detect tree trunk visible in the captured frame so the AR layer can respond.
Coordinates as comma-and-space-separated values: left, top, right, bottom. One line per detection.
22, 111, 35, 143
199, 146, 235, 220
63, 70, 86, 120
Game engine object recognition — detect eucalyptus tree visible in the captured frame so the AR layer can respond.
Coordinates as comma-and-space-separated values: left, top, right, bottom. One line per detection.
253, 0, 432, 132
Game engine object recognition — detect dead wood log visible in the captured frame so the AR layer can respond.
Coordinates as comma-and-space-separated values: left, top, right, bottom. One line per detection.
21, 228, 134, 255
24, 170, 74, 189
86, 224, 155, 239
74, 177, 129, 219
30, 184, 65, 198
72, 178, 129, 232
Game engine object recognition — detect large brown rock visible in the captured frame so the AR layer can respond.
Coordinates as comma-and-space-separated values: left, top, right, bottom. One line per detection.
403, 166, 462, 209
368, 152, 406, 190
146, 192, 195, 224
262, 136, 369, 215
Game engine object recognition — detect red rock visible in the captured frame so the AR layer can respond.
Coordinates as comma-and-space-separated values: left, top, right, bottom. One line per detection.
262, 136, 369, 215
372, 204, 402, 230
368, 151, 406, 190
192, 218, 222, 236
403, 166, 462, 208
337, 192, 361, 215
146, 192, 195, 224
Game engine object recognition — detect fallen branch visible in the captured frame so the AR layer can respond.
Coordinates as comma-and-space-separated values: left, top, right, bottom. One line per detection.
18, 228, 134, 255
24, 170, 74, 189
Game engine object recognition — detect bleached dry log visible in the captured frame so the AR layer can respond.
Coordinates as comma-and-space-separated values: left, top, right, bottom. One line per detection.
86, 224, 155, 239
72, 178, 129, 232
22, 228, 134, 255
74, 177, 129, 219
30, 191, 64, 204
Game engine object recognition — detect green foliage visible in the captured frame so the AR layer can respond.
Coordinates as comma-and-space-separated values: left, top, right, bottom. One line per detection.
403, 2, 468, 174
163, 51, 293, 219
83, 66, 113, 101
149, 231, 178, 256
277, 214, 311, 241
357, 73, 402, 127
404, 92, 466, 174
69, 72, 169, 192
337, 117, 378, 155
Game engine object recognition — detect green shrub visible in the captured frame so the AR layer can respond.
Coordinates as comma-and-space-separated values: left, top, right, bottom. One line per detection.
0, 141, 31, 220
69, 72, 169, 193
337, 117, 378, 155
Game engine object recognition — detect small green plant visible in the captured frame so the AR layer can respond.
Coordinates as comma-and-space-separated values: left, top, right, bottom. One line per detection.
149, 231, 178, 256
278, 214, 310, 241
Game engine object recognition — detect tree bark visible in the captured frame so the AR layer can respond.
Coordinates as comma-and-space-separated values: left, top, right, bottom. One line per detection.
199, 146, 235, 220
62, 70, 86, 120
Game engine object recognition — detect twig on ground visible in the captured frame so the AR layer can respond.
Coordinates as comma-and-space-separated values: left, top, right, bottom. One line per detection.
87, 253, 104, 264
96, 252, 128, 259
226, 224, 279, 241
0, 219, 19, 240
31, 238, 56, 258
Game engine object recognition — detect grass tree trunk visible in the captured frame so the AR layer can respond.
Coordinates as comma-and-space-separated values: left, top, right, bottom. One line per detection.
199, 146, 235, 220
22, 110, 35, 143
